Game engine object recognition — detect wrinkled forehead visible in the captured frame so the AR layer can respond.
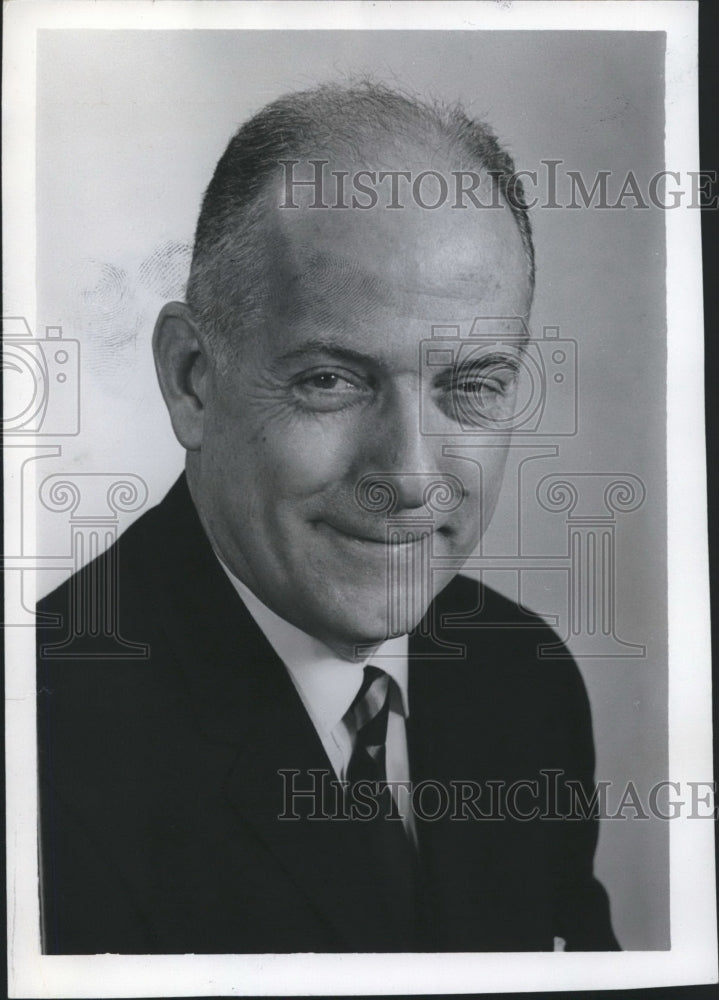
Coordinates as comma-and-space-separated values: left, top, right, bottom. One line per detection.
263, 169, 531, 324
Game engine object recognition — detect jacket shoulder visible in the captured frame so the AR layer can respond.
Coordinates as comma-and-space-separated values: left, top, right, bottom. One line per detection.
435, 572, 567, 642
426, 573, 591, 722
37, 476, 186, 618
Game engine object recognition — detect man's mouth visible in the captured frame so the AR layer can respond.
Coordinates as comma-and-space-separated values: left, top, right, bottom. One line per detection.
315, 519, 442, 546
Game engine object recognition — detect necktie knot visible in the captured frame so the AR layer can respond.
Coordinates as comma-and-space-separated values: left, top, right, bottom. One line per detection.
347, 664, 389, 724
345, 665, 393, 784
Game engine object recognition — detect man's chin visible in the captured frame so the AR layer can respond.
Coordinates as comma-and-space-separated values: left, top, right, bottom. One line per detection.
315, 599, 431, 661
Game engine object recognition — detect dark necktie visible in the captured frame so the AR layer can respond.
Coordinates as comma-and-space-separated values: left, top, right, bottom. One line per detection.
345, 665, 395, 788
343, 665, 421, 947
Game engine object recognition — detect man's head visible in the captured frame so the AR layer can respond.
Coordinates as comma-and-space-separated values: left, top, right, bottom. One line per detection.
153, 82, 534, 659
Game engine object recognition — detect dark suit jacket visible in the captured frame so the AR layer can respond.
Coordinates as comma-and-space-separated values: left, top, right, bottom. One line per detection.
37, 475, 619, 954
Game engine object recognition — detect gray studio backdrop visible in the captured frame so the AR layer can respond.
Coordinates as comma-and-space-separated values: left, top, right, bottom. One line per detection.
32, 30, 667, 950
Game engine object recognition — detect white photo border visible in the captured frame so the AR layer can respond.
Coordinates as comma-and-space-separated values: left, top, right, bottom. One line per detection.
4, 1, 715, 996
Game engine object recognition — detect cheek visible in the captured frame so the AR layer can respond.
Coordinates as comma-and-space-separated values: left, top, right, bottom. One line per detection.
481, 445, 511, 513
449, 445, 509, 525
279, 424, 360, 496
218, 416, 360, 502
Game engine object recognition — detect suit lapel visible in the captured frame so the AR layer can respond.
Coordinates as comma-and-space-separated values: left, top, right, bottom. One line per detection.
224, 715, 414, 949
141, 475, 410, 949
407, 578, 500, 949
407, 579, 556, 951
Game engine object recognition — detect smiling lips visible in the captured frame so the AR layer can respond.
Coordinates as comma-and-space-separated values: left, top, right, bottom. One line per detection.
316, 519, 440, 546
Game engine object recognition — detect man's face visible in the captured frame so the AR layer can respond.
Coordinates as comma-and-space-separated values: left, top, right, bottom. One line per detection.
190, 178, 532, 658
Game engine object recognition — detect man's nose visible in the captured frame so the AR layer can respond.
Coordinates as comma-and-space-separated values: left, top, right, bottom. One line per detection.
360, 385, 451, 513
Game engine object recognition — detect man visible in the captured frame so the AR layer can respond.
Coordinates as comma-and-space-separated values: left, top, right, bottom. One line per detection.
37, 82, 619, 953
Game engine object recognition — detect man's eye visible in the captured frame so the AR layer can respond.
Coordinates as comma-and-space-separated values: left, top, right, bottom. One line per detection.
292, 369, 369, 412
441, 364, 518, 425
303, 372, 355, 391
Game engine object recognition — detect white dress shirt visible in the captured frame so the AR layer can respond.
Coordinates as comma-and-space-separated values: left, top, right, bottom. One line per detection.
218, 561, 416, 839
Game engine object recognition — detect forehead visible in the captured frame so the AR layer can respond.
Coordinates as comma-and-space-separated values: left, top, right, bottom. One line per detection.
259, 171, 531, 347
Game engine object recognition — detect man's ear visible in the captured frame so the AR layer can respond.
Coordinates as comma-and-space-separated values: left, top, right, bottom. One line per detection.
152, 302, 209, 451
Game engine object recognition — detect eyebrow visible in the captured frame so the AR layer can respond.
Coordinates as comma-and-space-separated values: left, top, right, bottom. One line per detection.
453, 352, 522, 371
274, 342, 524, 376
429, 354, 520, 387
273, 339, 381, 368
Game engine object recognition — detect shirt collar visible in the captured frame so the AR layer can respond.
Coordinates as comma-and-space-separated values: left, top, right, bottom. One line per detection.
218, 559, 409, 737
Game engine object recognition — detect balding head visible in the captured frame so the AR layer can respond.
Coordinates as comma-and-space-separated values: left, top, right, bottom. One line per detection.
185, 81, 535, 366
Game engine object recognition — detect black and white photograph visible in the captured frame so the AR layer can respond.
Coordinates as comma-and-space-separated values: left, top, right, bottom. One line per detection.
3, 1, 715, 996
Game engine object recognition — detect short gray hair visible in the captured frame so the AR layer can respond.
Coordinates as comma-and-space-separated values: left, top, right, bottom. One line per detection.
186, 81, 535, 364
